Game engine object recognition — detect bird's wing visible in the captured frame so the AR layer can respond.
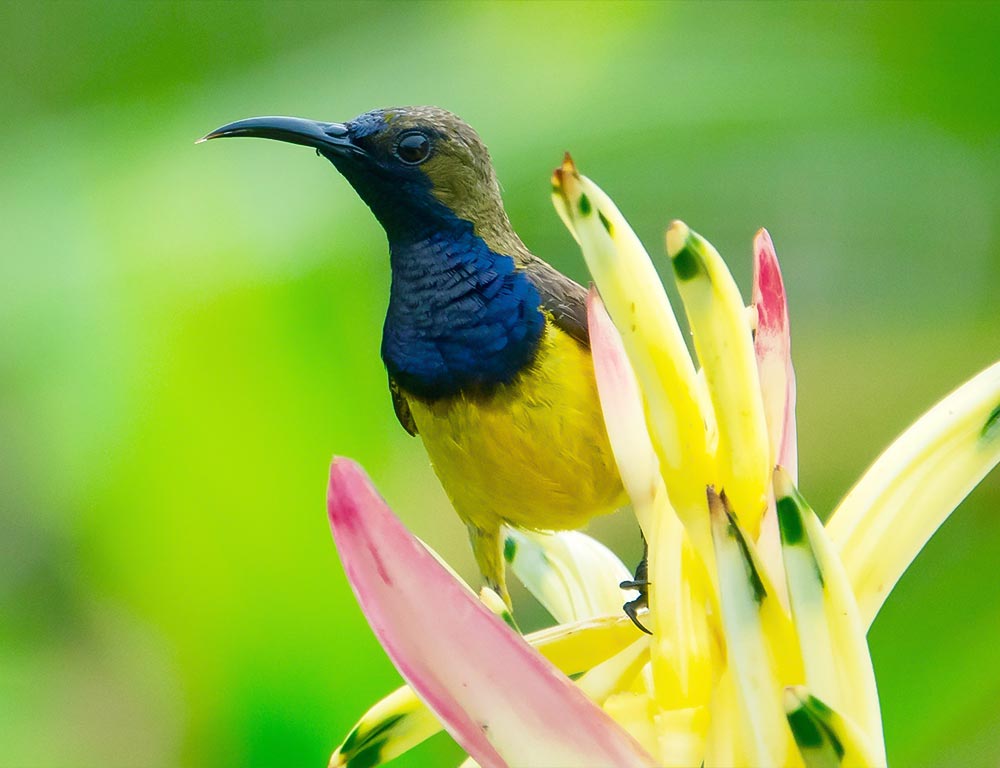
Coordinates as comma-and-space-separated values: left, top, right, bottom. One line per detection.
388, 374, 419, 436
523, 258, 590, 348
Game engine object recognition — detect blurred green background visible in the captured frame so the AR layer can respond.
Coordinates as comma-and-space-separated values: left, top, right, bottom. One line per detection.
2, 1, 998, 766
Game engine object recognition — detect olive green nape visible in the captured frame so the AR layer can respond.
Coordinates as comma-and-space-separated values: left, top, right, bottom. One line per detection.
386, 107, 528, 262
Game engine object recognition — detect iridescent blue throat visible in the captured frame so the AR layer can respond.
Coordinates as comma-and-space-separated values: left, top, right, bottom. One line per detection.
381, 216, 545, 400
324, 144, 546, 401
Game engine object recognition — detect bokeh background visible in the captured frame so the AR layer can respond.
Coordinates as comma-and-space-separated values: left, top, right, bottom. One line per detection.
2, 1, 998, 766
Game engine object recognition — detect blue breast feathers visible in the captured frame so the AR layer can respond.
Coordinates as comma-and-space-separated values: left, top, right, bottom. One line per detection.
381, 217, 545, 400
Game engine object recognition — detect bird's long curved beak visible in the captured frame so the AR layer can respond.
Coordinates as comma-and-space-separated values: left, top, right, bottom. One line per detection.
198, 116, 365, 158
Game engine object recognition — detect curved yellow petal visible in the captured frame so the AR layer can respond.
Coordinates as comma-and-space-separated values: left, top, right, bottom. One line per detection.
826, 360, 1000, 627
552, 157, 714, 529
667, 222, 771, 536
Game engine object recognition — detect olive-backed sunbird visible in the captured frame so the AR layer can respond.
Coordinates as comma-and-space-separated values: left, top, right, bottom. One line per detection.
202, 107, 629, 608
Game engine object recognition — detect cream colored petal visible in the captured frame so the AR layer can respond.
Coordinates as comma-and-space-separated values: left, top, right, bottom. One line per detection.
825, 360, 1000, 627
775, 468, 885, 765
667, 222, 771, 537
505, 528, 635, 624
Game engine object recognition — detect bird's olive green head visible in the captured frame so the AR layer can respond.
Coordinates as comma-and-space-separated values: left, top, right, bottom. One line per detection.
202, 106, 521, 252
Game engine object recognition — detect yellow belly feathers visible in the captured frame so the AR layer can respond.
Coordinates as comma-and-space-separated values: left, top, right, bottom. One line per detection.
404, 320, 626, 534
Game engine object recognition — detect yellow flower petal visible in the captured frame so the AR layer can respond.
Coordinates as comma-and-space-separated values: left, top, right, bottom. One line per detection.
826, 360, 1000, 627
577, 636, 650, 705
552, 158, 714, 536
655, 706, 711, 768
603, 691, 661, 760
667, 222, 771, 536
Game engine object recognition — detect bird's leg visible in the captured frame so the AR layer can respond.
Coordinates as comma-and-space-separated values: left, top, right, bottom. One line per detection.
467, 522, 512, 611
620, 533, 651, 634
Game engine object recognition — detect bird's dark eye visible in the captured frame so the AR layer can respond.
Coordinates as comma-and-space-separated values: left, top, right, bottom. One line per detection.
395, 131, 431, 165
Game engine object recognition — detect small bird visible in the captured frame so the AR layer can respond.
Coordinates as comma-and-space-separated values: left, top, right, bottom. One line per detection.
202, 107, 635, 612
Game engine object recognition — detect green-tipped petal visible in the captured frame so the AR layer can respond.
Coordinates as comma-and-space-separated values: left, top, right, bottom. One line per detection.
552, 157, 714, 525
776, 469, 885, 765
328, 459, 657, 768
709, 489, 797, 766
826, 360, 1000, 627
584, 289, 663, 528
330, 686, 440, 768
784, 687, 883, 768
506, 528, 634, 624
668, 222, 771, 535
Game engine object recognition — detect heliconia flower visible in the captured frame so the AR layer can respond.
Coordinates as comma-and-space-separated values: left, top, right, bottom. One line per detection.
325, 155, 1000, 767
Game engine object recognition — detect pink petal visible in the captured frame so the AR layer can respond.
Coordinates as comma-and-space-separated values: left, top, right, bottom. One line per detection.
752, 229, 798, 480
327, 459, 657, 768
586, 288, 662, 508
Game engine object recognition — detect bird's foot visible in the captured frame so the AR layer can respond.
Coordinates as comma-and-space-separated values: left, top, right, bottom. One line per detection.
620, 551, 651, 635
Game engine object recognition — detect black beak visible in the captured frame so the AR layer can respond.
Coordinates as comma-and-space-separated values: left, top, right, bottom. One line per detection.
198, 116, 365, 158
